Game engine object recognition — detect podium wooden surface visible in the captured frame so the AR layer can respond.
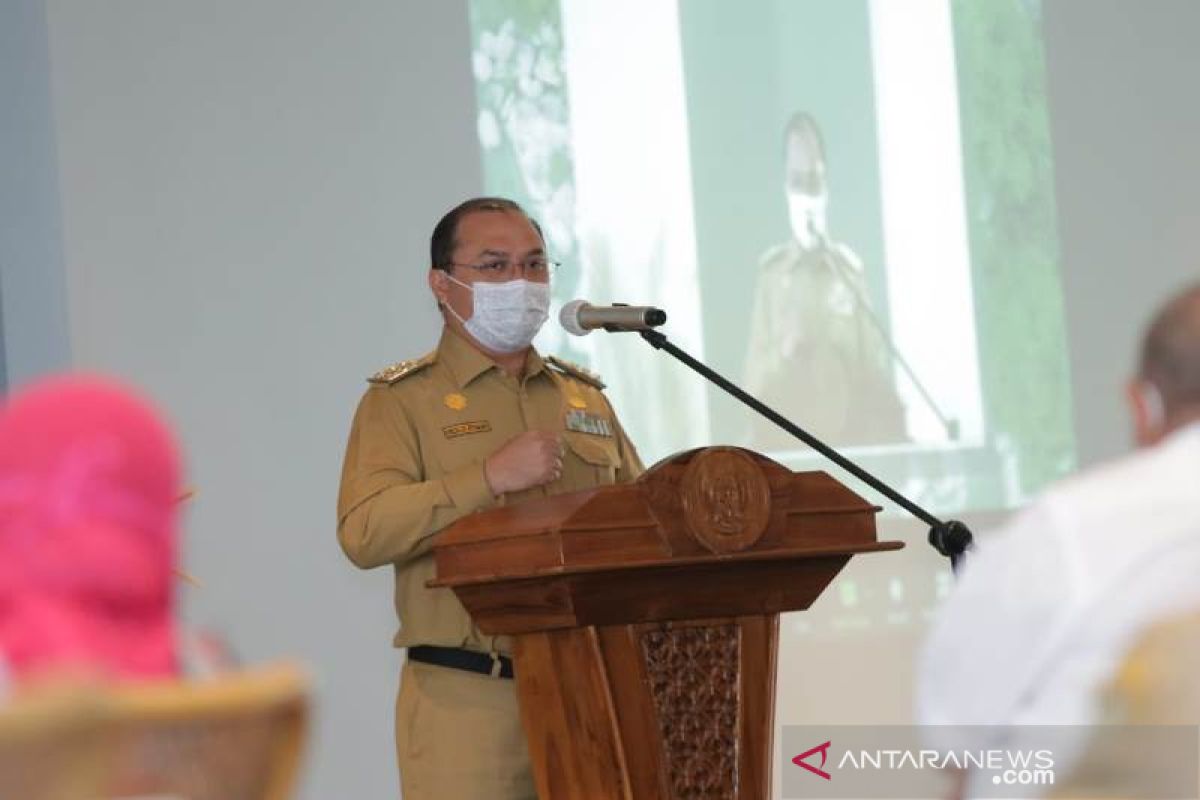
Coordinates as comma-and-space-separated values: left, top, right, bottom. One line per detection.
431, 446, 903, 799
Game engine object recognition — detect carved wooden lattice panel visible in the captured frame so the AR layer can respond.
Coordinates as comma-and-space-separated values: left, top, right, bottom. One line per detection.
641, 624, 740, 799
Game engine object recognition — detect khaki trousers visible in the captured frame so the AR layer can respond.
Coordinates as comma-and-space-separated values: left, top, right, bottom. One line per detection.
395, 659, 536, 799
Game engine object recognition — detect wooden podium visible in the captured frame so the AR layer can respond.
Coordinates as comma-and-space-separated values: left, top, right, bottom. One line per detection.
431, 446, 902, 799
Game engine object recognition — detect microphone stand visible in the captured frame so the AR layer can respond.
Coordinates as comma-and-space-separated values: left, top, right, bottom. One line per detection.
817, 246, 959, 440
638, 328, 974, 571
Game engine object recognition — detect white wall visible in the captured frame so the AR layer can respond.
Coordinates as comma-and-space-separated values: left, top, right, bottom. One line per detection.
42, 2, 480, 797
4, 1, 1200, 798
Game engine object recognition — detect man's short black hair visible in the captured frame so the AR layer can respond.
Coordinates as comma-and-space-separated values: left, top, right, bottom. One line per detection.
430, 197, 544, 271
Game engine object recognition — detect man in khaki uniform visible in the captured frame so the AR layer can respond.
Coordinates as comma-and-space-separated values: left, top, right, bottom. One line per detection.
337, 197, 643, 799
744, 111, 907, 449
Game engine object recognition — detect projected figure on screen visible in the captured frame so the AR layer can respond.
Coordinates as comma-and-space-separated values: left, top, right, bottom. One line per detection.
744, 112, 907, 449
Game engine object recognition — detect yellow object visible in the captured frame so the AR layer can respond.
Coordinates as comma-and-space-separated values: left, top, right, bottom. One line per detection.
567, 395, 587, 409
441, 421, 491, 439
0, 664, 309, 800
1050, 613, 1200, 798
0, 684, 109, 800
367, 354, 435, 385
443, 393, 468, 411
103, 663, 309, 800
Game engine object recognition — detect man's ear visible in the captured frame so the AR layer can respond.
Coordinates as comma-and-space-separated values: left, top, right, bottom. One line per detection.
428, 268, 448, 308
1127, 378, 1165, 447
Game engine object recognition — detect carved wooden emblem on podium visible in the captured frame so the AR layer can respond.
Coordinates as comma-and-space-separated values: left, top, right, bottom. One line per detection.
680, 447, 772, 554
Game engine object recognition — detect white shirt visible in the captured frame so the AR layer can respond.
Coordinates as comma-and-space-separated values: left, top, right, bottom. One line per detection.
918, 423, 1200, 771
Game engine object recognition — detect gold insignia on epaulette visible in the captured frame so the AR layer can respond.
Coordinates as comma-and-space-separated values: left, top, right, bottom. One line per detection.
367, 354, 433, 385
547, 355, 605, 389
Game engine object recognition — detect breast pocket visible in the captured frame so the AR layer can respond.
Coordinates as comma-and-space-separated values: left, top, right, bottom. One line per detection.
563, 432, 620, 488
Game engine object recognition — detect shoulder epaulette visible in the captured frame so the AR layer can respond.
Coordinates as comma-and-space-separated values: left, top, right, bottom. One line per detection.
758, 241, 794, 267
367, 353, 434, 385
546, 355, 605, 389
829, 241, 865, 273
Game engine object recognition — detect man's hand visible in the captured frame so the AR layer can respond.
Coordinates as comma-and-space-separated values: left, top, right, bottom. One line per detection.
483, 431, 563, 495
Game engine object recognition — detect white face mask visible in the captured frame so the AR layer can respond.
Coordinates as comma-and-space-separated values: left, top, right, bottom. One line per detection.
787, 192, 828, 249
445, 275, 550, 353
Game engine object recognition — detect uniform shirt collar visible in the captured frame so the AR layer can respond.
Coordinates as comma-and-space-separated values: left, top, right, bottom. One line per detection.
437, 327, 549, 389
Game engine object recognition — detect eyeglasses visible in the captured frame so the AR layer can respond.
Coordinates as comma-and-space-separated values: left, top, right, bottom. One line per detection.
443, 257, 559, 282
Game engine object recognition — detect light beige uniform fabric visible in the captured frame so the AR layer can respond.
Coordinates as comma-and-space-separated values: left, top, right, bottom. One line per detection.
337, 327, 643, 798
395, 659, 534, 799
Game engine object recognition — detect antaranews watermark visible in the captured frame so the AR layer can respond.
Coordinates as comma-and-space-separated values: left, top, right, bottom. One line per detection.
782, 725, 1198, 799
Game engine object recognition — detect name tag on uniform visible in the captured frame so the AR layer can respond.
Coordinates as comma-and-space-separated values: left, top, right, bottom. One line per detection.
565, 409, 613, 437
442, 420, 492, 439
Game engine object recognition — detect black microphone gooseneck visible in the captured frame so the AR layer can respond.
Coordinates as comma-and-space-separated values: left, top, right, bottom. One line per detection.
638, 328, 974, 570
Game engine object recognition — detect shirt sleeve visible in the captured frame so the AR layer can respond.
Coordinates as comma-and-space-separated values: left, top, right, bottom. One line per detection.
614, 416, 644, 484
916, 499, 1077, 744
336, 386, 496, 569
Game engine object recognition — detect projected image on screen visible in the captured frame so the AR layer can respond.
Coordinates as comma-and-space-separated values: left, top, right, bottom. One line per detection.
744, 111, 911, 452
466, 0, 1074, 519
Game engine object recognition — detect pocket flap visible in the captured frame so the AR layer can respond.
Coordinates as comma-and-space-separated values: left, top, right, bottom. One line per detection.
564, 432, 620, 467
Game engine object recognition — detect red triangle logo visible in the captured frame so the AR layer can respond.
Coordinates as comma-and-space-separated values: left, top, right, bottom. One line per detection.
792, 740, 832, 780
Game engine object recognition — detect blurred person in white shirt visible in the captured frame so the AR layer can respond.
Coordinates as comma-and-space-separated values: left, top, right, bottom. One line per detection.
918, 283, 1200, 794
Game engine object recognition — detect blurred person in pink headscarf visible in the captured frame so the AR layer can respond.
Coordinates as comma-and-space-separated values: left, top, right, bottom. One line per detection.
0, 374, 182, 684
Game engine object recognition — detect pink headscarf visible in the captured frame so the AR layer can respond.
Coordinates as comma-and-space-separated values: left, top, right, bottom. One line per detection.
0, 374, 181, 681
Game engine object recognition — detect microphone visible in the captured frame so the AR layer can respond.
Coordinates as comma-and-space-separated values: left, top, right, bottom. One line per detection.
559, 299, 667, 336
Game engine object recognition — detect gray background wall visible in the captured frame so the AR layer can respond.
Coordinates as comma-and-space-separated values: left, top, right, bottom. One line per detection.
12, 2, 481, 797
1, 0, 70, 389
2, 1, 1199, 797
1045, 0, 1200, 466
